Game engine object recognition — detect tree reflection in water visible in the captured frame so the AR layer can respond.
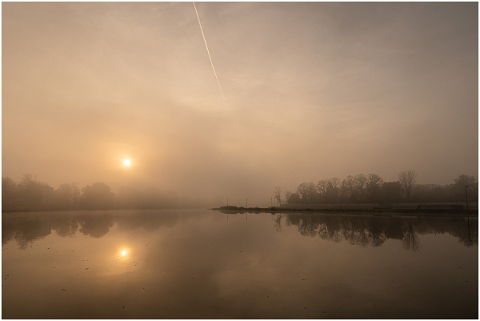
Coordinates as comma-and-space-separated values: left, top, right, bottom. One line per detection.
403, 221, 421, 251
51, 215, 79, 237
2, 216, 52, 249
2, 211, 477, 252
2, 210, 181, 249
273, 214, 282, 232
277, 213, 476, 251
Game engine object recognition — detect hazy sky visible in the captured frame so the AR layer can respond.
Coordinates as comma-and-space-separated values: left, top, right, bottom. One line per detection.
2, 2, 478, 206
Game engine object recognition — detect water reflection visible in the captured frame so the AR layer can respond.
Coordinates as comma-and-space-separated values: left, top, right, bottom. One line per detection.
403, 222, 421, 251
2, 211, 477, 252
2, 210, 478, 318
2, 210, 183, 249
276, 213, 477, 250
2, 216, 52, 249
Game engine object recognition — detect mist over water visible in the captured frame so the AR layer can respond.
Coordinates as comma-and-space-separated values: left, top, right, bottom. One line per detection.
2, 210, 478, 318
2, 2, 478, 205
2, 2, 478, 318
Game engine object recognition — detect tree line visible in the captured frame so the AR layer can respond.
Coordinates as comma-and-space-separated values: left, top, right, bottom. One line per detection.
274, 171, 478, 205
2, 174, 206, 212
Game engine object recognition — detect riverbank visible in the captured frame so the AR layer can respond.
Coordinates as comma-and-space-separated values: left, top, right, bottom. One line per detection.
211, 205, 478, 216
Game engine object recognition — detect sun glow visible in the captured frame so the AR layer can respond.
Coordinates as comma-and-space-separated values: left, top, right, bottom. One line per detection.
117, 247, 130, 259
123, 159, 131, 167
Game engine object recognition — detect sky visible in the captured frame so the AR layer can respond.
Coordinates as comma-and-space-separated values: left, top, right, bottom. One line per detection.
2, 2, 478, 206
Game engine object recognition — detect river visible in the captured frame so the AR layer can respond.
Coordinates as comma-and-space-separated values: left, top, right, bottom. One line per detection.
2, 209, 478, 318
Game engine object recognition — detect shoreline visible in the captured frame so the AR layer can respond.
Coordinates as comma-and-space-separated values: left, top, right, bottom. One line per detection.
212, 206, 478, 216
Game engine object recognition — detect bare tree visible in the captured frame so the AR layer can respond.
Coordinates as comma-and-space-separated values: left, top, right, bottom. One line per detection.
305, 182, 317, 203
341, 175, 355, 202
297, 183, 308, 203
317, 179, 328, 202
325, 177, 340, 203
354, 174, 367, 202
273, 186, 282, 205
284, 190, 292, 204
399, 170, 417, 201
17, 173, 52, 205
366, 174, 383, 203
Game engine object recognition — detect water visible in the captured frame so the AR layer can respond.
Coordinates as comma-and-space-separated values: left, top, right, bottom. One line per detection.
2, 209, 478, 318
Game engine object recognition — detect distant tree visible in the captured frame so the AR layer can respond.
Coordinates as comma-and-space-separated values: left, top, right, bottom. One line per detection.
305, 182, 317, 203
317, 179, 328, 202
284, 191, 292, 204
319, 178, 340, 203
382, 181, 402, 203
17, 174, 43, 204
450, 174, 478, 202
2, 177, 18, 203
18, 173, 35, 187
428, 184, 448, 202
296, 182, 317, 203
297, 183, 308, 203
79, 182, 114, 210
411, 184, 446, 203
453, 174, 477, 185
17, 174, 52, 205
366, 174, 383, 203
53, 183, 80, 210
399, 170, 417, 201
354, 174, 367, 202
287, 192, 301, 204
273, 186, 282, 205
325, 177, 340, 203
340, 175, 356, 203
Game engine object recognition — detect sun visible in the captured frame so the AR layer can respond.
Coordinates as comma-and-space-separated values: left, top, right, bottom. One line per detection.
123, 159, 131, 167
121, 250, 127, 256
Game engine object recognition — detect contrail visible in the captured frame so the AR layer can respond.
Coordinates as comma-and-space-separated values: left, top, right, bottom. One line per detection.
193, 2, 225, 100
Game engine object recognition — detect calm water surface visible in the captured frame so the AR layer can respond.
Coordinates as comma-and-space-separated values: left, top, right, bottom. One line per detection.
2, 210, 478, 318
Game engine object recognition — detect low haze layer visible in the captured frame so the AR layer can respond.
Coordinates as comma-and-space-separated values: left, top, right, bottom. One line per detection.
2, 2, 477, 206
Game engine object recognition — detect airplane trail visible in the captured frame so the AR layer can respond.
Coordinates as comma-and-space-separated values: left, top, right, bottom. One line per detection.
193, 2, 225, 100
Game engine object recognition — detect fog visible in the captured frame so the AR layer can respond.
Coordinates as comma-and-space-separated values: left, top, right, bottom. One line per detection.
3, 3, 478, 207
